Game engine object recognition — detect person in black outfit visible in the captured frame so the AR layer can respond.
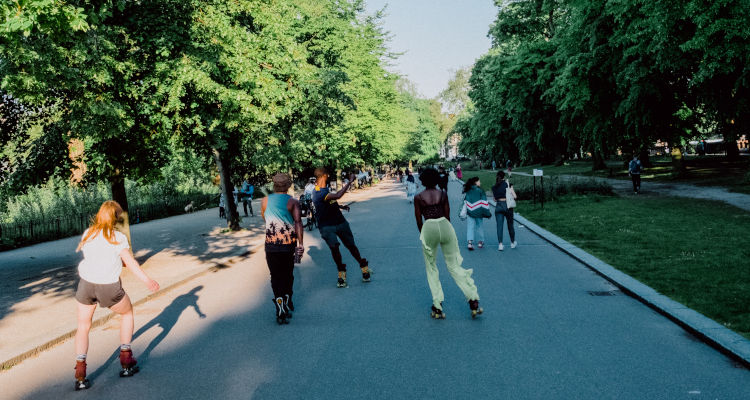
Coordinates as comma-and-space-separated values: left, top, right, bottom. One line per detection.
438, 166, 449, 193
312, 167, 372, 288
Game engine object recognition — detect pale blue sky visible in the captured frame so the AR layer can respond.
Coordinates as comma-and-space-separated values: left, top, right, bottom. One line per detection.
364, 0, 498, 99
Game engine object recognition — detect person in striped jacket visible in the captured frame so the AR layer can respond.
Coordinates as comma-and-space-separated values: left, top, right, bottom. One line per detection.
463, 177, 492, 250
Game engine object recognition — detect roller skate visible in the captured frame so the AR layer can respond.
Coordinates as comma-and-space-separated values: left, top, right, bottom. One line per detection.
337, 271, 348, 288
74, 360, 91, 390
274, 297, 289, 325
119, 347, 140, 377
469, 299, 483, 319
360, 260, 372, 283
430, 304, 446, 319
467, 241, 474, 251
284, 294, 293, 319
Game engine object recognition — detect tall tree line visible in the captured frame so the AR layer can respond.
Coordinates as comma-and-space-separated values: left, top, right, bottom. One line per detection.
459, 0, 750, 169
1, 0, 442, 229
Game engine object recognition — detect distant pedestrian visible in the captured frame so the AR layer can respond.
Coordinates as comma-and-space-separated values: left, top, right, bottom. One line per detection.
397, 169, 403, 183
492, 171, 517, 251
304, 177, 316, 199
406, 171, 417, 203
73, 201, 160, 390
218, 192, 226, 219
261, 173, 304, 325
313, 167, 372, 288
462, 177, 491, 250
241, 178, 255, 217
414, 168, 483, 319
505, 159, 514, 173
456, 163, 463, 180
438, 166, 449, 193
628, 154, 643, 194
492, 160, 496, 171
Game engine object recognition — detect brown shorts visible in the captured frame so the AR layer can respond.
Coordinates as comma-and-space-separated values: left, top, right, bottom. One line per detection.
75, 278, 126, 308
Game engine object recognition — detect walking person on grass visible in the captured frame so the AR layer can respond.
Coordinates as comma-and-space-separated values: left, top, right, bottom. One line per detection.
492, 171, 518, 251
261, 173, 305, 325
73, 201, 160, 390
312, 167, 372, 288
415, 168, 483, 319
463, 177, 492, 250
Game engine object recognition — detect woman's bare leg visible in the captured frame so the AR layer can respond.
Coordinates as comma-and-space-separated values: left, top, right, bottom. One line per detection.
110, 294, 134, 345
75, 302, 97, 355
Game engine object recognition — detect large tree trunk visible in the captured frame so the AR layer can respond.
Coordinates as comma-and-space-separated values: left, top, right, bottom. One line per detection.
213, 148, 240, 231
725, 135, 740, 160
110, 169, 132, 246
638, 148, 652, 168
592, 148, 607, 171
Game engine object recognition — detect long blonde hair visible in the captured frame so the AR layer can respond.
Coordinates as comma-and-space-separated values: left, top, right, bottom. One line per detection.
76, 201, 124, 251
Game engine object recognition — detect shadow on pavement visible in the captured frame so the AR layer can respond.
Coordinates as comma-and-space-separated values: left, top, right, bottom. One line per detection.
87, 286, 205, 383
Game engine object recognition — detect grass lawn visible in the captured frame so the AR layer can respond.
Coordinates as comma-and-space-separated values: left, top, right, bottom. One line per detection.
509, 156, 750, 194
519, 194, 750, 339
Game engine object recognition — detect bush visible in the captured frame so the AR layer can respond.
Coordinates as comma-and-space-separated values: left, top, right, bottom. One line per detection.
0, 177, 218, 250
510, 175, 613, 201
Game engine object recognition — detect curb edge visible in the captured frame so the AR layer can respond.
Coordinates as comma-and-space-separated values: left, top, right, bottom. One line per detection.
515, 213, 750, 369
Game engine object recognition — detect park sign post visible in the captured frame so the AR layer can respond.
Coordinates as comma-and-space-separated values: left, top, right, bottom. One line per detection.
533, 169, 544, 208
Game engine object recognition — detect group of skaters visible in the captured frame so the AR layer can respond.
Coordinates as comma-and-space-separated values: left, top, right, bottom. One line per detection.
70, 164, 514, 390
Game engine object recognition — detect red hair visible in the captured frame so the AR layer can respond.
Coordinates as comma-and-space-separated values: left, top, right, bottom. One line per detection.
77, 201, 124, 251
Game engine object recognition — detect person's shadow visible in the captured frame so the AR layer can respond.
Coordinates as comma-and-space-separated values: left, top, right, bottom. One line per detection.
88, 286, 206, 383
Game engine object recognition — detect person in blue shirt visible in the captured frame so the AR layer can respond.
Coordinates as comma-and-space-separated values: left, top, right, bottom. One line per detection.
261, 173, 304, 324
241, 178, 255, 216
312, 167, 371, 288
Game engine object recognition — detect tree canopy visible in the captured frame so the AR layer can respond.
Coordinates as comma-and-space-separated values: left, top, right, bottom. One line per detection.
458, 0, 750, 168
1, 0, 445, 227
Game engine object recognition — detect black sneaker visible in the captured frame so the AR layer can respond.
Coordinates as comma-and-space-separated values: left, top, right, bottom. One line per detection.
361, 268, 371, 283
274, 297, 288, 324
337, 277, 348, 288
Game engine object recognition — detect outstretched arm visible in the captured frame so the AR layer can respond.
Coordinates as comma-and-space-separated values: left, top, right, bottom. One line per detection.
120, 249, 159, 292
325, 173, 356, 202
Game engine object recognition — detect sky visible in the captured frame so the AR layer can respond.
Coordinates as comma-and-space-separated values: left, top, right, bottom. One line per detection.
363, 0, 498, 99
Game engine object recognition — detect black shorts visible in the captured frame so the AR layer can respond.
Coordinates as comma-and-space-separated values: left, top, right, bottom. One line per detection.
319, 222, 356, 249
75, 278, 126, 308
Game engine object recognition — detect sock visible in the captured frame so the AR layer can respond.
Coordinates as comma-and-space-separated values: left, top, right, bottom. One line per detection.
120, 344, 131, 351
76, 354, 86, 362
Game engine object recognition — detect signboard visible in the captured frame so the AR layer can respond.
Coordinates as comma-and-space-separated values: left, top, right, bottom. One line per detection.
533, 169, 544, 177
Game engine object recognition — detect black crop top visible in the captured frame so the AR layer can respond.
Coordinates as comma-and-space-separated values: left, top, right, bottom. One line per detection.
421, 203, 446, 220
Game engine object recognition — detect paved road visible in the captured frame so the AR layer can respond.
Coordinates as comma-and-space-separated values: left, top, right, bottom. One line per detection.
1, 181, 748, 399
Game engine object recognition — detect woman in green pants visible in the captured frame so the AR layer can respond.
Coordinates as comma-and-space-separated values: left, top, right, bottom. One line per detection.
414, 168, 483, 319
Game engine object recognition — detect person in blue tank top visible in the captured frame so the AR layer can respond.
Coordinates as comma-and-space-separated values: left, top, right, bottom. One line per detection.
261, 173, 304, 325
312, 167, 371, 288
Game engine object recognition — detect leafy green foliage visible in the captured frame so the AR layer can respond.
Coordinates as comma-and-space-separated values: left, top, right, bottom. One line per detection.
459, 0, 750, 167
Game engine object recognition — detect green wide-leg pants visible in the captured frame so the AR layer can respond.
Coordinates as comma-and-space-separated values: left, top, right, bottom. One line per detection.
419, 217, 480, 310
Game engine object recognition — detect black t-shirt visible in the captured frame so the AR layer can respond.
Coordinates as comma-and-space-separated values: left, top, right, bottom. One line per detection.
312, 186, 346, 227
438, 172, 448, 188
492, 181, 509, 200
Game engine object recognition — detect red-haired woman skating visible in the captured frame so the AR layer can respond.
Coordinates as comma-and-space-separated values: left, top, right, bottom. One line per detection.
73, 201, 159, 390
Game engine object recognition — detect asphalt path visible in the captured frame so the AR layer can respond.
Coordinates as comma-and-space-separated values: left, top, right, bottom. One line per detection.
1, 181, 749, 399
